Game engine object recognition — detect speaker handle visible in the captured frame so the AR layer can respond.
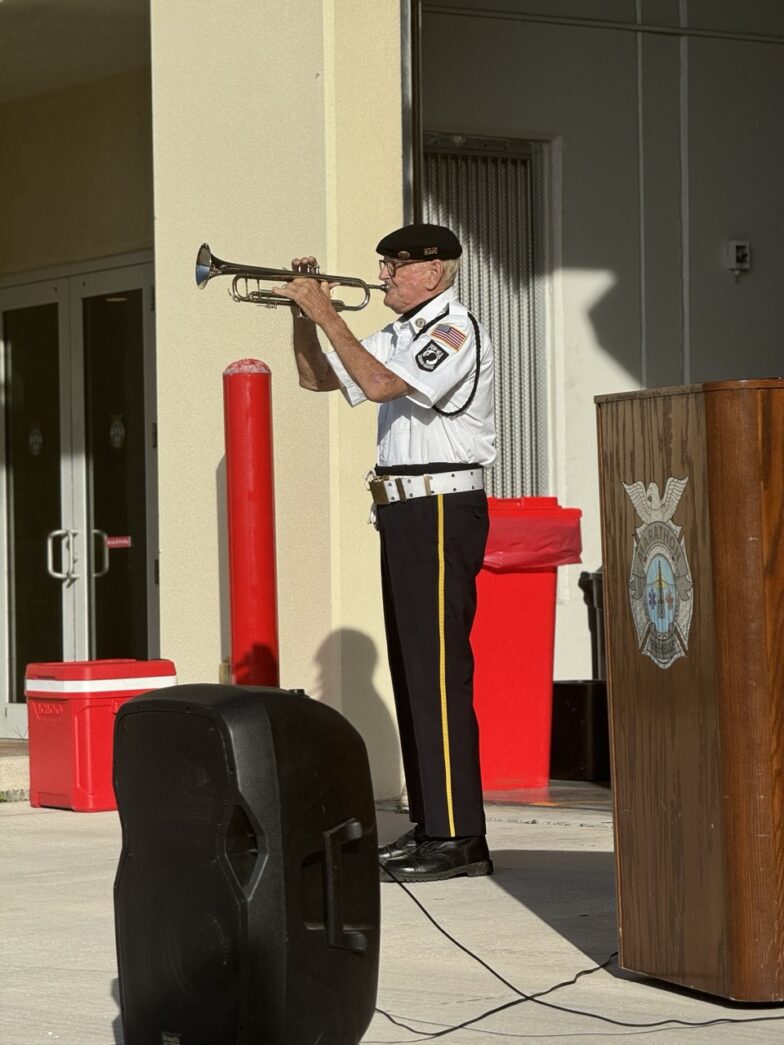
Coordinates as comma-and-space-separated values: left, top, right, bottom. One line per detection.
324, 818, 367, 954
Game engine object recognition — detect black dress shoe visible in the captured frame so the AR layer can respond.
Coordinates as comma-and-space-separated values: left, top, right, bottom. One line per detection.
380, 836, 493, 882
378, 825, 425, 865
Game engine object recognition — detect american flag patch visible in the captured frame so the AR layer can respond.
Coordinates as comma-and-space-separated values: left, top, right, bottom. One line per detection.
431, 323, 468, 351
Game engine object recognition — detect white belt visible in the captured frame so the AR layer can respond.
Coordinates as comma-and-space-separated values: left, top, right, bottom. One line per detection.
365, 468, 484, 506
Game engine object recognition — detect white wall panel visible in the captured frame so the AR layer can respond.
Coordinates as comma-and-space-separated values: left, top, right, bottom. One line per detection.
421, 1, 784, 681
422, 10, 642, 677
687, 37, 784, 381
638, 32, 684, 388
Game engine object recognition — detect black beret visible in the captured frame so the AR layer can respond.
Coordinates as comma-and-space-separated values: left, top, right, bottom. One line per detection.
376, 223, 462, 261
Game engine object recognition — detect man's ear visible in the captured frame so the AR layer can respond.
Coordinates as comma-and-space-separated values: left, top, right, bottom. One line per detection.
425, 260, 443, 291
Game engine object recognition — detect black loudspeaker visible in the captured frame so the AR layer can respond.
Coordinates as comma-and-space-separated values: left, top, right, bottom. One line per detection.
113, 684, 380, 1045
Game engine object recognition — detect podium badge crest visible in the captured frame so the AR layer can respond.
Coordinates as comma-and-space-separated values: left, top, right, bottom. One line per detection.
623, 476, 694, 669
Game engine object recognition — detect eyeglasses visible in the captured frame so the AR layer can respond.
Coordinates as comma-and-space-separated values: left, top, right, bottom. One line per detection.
378, 257, 423, 278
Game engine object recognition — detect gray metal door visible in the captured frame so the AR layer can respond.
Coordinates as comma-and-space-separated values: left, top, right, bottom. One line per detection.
422, 134, 548, 497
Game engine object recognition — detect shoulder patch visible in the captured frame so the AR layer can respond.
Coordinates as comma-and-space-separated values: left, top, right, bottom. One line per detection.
431, 323, 468, 352
415, 341, 449, 372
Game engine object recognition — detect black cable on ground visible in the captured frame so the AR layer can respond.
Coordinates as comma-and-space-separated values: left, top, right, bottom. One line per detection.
372, 863, 784, 1041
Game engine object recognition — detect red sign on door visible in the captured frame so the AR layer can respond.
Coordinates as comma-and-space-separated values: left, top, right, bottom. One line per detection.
105, 536, 132, 549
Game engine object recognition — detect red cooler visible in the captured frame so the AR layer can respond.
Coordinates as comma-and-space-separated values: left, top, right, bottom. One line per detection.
25, 658, 177, 811
472, 497, 582, 789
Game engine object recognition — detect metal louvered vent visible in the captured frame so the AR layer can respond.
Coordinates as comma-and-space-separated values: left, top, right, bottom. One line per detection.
422, 134, 548, 497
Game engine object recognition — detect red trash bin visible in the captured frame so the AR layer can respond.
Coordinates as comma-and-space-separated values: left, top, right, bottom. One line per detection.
471, 497, 582, 790
25, 658, 177, 811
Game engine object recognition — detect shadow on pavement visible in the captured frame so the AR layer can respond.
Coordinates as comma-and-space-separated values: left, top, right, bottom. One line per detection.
490, 848, 618, 966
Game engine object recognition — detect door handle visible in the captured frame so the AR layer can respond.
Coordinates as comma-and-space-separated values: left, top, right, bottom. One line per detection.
46, 529, 73, 580
93, 530, 110, 578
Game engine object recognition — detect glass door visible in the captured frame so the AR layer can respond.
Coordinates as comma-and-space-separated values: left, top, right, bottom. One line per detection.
72, 267, 157, 662
0, 263, 157, 738
0, 281, 72, 737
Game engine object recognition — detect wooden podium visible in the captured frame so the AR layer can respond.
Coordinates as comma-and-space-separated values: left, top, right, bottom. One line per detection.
596, 379, 784, 1001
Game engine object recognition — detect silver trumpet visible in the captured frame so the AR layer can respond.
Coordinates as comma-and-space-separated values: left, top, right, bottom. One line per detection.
195, 243, 386, 312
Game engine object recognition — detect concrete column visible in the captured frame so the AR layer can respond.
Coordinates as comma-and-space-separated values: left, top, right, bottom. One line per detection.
150, 0, 404, 798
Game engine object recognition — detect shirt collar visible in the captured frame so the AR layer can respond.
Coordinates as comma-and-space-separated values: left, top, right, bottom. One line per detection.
394, 287, 457, 335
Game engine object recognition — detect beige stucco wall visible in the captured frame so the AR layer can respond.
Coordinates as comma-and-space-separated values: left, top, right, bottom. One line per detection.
150, 0, 404, 798
0, 69, 153, 276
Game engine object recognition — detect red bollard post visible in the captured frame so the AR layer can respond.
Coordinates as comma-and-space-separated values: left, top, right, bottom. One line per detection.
223, 359, 279, 686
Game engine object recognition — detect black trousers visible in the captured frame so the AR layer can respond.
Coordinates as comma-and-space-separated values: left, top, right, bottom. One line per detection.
377, 465, 489, 838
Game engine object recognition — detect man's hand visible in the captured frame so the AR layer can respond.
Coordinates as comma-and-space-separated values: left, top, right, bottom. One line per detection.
280, 254, 412, 402
273, 256, 339, 326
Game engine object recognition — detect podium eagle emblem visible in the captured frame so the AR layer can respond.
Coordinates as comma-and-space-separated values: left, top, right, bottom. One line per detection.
623, 476, 694, 669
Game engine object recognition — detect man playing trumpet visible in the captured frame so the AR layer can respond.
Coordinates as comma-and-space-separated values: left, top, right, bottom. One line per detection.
275, 223, 496, 883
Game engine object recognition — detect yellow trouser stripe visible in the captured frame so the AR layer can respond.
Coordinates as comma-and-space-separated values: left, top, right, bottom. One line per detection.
437, 494, 456, 836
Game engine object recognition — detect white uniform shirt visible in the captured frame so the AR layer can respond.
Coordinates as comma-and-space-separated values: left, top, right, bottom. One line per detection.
325, 287, 496, 468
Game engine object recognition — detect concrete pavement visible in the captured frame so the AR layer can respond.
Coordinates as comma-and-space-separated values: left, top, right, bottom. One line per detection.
3, 794, 784, 1044
0, 739, 28, 803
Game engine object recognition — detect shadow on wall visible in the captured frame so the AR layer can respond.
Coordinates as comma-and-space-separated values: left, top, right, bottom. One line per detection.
216, 457, 230, 664
217, 456, 276, 686
230, 644, 279, 687
314, 628, 401, 802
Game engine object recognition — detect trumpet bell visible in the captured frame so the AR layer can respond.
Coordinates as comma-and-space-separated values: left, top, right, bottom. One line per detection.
195, 243, 214, 289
